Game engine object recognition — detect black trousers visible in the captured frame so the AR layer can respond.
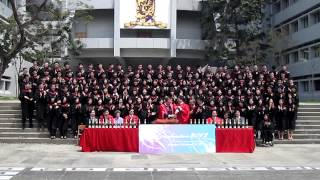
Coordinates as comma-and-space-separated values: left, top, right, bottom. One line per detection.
21, 102, 33, 128
36, 103, 46, 128
60, 117, 69, 137
47, 111, 57, 136
262, 125, 273, 142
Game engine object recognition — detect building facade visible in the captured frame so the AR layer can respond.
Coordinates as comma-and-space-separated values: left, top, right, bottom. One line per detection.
269, 0, 320, 101
68, 0, 207, 67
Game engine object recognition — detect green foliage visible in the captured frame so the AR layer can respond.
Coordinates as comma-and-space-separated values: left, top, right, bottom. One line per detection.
201, 0, 272, 65
0, 0, 93, 76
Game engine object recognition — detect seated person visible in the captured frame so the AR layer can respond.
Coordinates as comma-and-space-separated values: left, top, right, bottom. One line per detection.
88, 110, 99, 127
114, 110, 124, 125
99, 109, 115, 125
124, 109, 139, 126
207, 110, 223, 125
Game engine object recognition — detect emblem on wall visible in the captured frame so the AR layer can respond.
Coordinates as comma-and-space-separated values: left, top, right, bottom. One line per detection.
124, 0, 168, 29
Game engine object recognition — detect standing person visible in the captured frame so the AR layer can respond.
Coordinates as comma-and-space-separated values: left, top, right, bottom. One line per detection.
124, 109, 139, 126
47, 97, 59, 139
276, 99, 287, 140
19, 84, 34, 129
158, 96, 175, 119
287, 98, 297, 140
175, 96, 190, 124
34, 84, 47, 130
255, 99, 265, 139
71, 98, 85, 138
60, 97, 70, 139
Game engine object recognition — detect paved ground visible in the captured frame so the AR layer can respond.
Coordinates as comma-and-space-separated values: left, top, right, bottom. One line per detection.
0, 144, 320, 179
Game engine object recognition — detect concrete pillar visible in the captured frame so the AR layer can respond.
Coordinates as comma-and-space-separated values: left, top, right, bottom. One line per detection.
114, 0, 120, 57
170, 0, 177, 57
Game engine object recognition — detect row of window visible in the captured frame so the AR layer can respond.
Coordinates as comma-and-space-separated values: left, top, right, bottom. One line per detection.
301, 79, 320, 92
0, 0, 12, 9
276, 44, 320, 65
272, 0, 299, 14
275, 9, 320, 36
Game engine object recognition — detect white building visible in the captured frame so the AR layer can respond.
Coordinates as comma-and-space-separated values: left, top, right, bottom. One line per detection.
268, 0, 320, 101
68, 0, 207, 67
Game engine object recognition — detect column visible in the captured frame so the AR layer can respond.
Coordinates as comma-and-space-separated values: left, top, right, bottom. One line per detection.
170, 0, 177, 57
114, 0, 120, 57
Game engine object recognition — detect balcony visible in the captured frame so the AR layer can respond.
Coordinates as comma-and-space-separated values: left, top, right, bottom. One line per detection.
273, 0, 320, 26
119, 38, 170, 49
68, 0, 114, 10
80, 38, 114, 49
275, 23, 320, 50
288, 57, 320, 77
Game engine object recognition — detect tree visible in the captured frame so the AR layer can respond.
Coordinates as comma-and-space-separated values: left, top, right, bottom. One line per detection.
200, 0, 272, 65
0, 0, 92, 78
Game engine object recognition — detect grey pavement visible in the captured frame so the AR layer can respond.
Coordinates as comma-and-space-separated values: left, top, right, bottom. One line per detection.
0, 144, 320, 180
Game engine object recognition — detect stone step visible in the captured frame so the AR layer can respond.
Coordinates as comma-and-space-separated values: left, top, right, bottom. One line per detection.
0, 114, 22, 118
273, 139, 320, 144
0, 106, 21, 110
297, 116, 320, 120
298, 108, 320, 112
293, 134, 320, 139
0, 122, 38, 128
0, 118, 22, 123
0, 138, 77, 144
294, 129, 320, 134
0, 127, 46, 132
0, 110, 22, 114
295, 125, 320, 129
0, 132, 49, 138
296, 121, 320, 125
299, 104, 320, 108
297, 112, 320, 116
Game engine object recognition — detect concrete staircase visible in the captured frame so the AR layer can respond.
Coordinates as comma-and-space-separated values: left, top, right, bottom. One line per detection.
0, 101, 319, 144
0, 101, 76, 144
274, 103, 320, 144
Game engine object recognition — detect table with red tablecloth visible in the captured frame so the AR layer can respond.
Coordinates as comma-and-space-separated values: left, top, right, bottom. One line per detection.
80, 128, 139, 152
216, 128, 255, 153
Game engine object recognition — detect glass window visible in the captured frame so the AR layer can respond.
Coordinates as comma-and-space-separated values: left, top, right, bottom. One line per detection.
301, 48, 309, 60
315, 80, 320, 91
282, 0, 289, 10
301, 81, 309, 92
292, 51, 299, 62
284, 54, 290, 64
313, 45, 320, 58
301, 16, 309, 28
312, 11, 320, 24
290, 21, 298, 33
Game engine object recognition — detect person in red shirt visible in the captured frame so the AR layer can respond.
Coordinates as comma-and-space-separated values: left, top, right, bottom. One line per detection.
99, 109, 115, 125
207, 110, 223, 125
124, 109, 139, 126
158, 96, 175, 119
175, 96, 190, 124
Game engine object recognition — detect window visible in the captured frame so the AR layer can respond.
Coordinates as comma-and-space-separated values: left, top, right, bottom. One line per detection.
282, 0, 289, 10
273, 2, 281, 14
292, 51, 299, 62
315, 80, 320, 91
312, 11, 320, 24
300, 16, 309, 29
282, 24, 290, 35
284, 54, 290, 64
301, 81, 309, 92
301, 48, 309, 60
290, 21, 298, 33
313, 45, 320, 58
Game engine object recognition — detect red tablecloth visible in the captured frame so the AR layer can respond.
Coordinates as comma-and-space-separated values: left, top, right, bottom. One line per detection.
80, 128, 139, 152
216, 128, 255, 153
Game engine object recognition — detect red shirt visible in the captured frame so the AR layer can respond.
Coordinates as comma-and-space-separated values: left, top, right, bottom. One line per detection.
175, 103, 190, 124
124, 115, 139, 125
158, 103, 175, 119
206, 116, 223, 125
99, 115, 115, 125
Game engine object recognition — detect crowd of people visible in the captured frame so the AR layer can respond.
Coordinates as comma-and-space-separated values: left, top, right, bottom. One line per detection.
18, 61, 298, 144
